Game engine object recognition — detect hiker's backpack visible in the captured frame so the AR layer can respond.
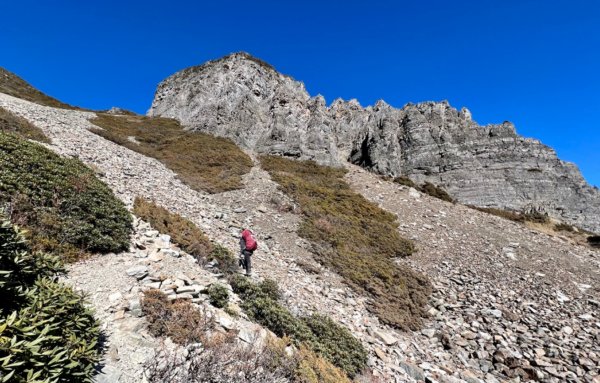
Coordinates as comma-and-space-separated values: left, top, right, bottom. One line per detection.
242, 229, 258, 251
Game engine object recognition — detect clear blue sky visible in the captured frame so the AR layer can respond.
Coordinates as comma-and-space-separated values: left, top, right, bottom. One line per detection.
2, 0, 599, 186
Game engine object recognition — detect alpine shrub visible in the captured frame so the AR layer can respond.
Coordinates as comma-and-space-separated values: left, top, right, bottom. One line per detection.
0, 133, 132, 261
207, 283, 229, 308
0, 218, 101, 382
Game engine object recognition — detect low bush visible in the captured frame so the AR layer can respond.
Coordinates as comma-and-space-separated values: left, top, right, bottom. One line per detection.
207, 283, 229, 308
133, 198, 238, 273
0, 133, 132, 261
0, 218, 101, 382
90, 114, 253, 193
141, 289, 213, 345
302, 315, 367, 378
418, 182, 454, 203
0, 106, 50, 143
260, 155, 431, 330
229, 274, 367, 378
296, 345, 351, 383
468, 206, 550, 225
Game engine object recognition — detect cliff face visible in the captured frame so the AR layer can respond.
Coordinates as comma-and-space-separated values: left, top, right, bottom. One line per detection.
148, 52, 600, 233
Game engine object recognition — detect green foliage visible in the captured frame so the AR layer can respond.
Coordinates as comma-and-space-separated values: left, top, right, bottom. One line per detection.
90, 114, 253, 193
208, 244, 238, 275
0, 107, 50, 143
468, 206, 550, 224
418, 182, 454, 203
302, 315, 367, 378
260, 155, 431, 330
229, 275, 367, 378
207, 284, 229, 308
0, 133, 132, 261
0, 218, 101, 383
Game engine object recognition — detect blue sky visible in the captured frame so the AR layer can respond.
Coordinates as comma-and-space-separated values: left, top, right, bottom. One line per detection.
2, 0, 599, 186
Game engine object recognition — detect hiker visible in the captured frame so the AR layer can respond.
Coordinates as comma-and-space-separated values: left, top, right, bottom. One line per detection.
239, 228, 257, 276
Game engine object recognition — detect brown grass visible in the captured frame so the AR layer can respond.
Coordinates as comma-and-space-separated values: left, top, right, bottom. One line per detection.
0, 67, 82, 110
260, 155, 431, 330
0, 106, 50, 143
141, 289, 214, 345
133, 197, 238, 273
90, 113, 253, 193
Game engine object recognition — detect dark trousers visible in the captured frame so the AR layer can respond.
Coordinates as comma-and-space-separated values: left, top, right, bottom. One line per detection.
241, 250, 252, 275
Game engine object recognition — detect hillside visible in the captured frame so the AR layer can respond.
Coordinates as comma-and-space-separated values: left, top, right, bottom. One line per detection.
148, 52, 600, 234
0, 63, 599, 383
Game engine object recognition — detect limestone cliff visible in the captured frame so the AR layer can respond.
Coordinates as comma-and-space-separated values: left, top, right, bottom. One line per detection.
148, 52, 600, 233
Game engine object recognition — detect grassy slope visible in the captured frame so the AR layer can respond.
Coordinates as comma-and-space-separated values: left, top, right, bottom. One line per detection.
0, 106, 50, 143
260, 155, 431, 330
90, 114, 253, 194
0, 67, 81, 110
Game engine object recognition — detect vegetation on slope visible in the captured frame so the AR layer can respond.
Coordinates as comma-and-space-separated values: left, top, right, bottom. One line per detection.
260, 155, 431, 330
229, 274, 367, 378
0, 133, 132, 261
0, 218, 101, 382
90, 114, 253, 193
0, 106, 50, 143
0, 67, 80, 110
133, 197, 238, 273
392, 176, 454, 202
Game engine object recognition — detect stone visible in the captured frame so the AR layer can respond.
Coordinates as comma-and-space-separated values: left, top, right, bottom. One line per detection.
421, 328, 436, 338
374, 347, 389, 363
398, 361, 425, 381
108, 292, 123, 305
562, 326, 573, 335
148, 52, 600, 232
373, 330, 398, 345
126, 265, 148, 280
93, 365, 122, 383
129, 299, 143, 317
160, 248, 180, 258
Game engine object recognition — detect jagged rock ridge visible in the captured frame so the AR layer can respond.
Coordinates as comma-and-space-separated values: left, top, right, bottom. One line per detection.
148, 52, 600, 233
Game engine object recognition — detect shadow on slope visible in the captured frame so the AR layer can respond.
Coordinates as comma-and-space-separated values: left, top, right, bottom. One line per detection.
260, 155, 431, 330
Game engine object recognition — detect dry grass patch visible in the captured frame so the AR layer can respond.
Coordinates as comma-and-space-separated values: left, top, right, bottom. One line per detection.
0, 106, 50, 143
0, 67, 82, 110
90, 113, 253, 193
260, 155, 431, 330
133, 197, 238, 273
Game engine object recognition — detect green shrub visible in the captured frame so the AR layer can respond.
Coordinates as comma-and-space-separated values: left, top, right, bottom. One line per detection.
418, 182, 453, 202
260, 155, 430, 330
0, 106, 50, 143
302, 315, 367, 378
0, 133, 132, 261
208, 244, 238, 275
207, 283, 229, 308
0, 218, 101, 382
90, 114, 253, 193
230, 274, 367, 378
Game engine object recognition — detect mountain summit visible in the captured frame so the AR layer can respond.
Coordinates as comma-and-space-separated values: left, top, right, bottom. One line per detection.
148, 52, 600, 233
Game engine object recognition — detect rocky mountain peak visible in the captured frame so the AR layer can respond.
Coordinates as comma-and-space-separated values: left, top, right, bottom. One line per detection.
149, 54, 600, 233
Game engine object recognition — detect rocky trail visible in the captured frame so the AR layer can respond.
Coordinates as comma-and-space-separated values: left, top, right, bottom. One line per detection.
1, 92, 599, 382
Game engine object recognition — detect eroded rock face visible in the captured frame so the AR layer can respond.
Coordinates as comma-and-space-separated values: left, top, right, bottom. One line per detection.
148, 52, 600, 233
